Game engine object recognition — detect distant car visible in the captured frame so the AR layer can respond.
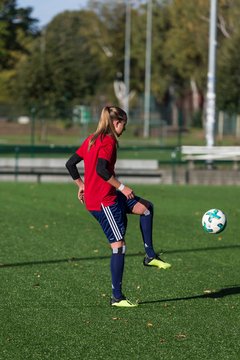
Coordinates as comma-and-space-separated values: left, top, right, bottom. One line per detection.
18, 116, 30, 125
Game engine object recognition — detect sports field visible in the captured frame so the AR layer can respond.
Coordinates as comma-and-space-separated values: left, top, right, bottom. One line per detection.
0, 183, 239, 360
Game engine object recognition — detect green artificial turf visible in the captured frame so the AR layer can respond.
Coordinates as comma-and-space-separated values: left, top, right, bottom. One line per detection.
0, 183, 239, 360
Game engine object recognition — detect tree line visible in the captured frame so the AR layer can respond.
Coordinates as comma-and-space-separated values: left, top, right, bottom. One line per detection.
0, 0, 240, 123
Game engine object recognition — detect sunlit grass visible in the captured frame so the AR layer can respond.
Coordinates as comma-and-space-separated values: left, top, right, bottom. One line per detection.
0, 183, 239, 359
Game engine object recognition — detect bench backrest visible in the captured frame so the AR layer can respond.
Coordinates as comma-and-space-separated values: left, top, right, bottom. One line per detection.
0, 158, 159, 170
181, 146, 240, 155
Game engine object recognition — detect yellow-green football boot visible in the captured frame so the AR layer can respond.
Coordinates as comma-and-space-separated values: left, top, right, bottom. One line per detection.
143, 255, 171, 269
111, 296, 138, 308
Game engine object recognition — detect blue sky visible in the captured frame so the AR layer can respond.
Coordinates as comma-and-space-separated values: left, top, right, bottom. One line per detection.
18, 0, 88, 27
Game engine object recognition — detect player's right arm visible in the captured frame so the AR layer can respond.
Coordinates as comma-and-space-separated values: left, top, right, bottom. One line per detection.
107, 175, 134, 199
65, 153, 85, 203
96, 158, 134, 199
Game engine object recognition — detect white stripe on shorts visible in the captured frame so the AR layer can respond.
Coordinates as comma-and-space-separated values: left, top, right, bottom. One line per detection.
101, 204, 123, 241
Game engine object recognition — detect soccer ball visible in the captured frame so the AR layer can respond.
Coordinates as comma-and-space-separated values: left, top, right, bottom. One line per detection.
202, 209, 227, 234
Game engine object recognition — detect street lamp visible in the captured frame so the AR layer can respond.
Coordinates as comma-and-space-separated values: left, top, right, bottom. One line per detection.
124, 0, 131, 114
143, 0, 152, 138
205, 0, 218, 149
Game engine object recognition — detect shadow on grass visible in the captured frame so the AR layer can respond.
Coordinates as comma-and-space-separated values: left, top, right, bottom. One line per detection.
139, 285, 240, 305
0, 244, 239, 268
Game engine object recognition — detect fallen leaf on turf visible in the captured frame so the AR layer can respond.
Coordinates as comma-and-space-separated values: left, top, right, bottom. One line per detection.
175, 333, 187, 340
147, 322, 153, 327
32, 283, 40, 288
203, 289, 214, 294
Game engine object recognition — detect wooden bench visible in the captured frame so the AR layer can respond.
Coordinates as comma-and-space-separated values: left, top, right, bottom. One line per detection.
181, 146, 240, 170
0, 158, 162, 184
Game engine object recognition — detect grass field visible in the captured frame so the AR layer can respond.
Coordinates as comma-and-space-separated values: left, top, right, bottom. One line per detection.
0, 183, 240, 360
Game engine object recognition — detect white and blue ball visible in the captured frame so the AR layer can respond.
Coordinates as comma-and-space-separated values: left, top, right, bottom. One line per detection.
202, 209, 227, 234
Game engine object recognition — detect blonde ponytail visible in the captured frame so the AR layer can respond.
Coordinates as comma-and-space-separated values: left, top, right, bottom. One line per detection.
88, 106, 127, 150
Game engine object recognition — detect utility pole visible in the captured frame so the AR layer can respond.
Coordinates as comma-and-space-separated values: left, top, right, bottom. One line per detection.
143, 0, 152, 138
205, 0, 218, 148
124, 0, 131, 114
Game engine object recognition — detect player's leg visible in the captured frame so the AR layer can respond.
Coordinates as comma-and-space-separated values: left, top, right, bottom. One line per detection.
110, 240, 137, 307
91, 204, 138, 307
110, 240, 126, 301
132, 199, 155, 258
131, 199, 171, 269
100, 202, 126, 302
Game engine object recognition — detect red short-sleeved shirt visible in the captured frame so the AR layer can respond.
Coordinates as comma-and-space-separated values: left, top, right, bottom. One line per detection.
76, 134, 117, 211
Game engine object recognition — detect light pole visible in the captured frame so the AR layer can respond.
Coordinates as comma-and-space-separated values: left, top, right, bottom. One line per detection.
205, 0, 218, 149
143, 0, 152, 138
30, 106, 36, 158
124, 0, 131, 114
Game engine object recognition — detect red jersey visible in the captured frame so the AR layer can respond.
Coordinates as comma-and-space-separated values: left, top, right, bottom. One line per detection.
76, 134, 117, 211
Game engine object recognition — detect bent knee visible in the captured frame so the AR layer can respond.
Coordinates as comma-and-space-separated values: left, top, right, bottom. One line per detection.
111, 240, 125, 249
132, 199, 153, 215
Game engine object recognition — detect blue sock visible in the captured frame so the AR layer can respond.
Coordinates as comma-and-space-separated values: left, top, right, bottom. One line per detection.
110, 246, 125, 299
140, 203, 156, 258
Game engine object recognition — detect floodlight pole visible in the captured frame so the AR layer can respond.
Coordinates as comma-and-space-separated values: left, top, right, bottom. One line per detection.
205, 0, 218, 148
124, 0, 131, 114
143, 0, 152, 138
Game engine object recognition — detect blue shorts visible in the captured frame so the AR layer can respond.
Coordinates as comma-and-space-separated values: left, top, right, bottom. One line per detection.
90, 192, 140, 243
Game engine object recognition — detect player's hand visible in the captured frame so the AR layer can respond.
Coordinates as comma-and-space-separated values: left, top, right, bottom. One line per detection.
77, 186, 85, 204
121, 185, 134, 200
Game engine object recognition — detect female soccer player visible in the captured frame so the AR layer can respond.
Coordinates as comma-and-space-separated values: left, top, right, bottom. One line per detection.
66, 106, 171, 307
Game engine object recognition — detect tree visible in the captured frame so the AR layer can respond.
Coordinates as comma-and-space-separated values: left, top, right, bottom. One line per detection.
0, 0, 38, 69
15, 10, 115, 117
217, 1, 240, 113
12, 0, 240, 123
0, 0, 38, 114
14, 2, 132, 117
163, 0, 209, 95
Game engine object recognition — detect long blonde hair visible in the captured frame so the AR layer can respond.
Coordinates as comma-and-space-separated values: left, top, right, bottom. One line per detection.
88, 106, 127, 150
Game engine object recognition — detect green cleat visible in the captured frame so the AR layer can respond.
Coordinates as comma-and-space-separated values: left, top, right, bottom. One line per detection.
111, 296, 138, 308
143, 255, 171, 269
